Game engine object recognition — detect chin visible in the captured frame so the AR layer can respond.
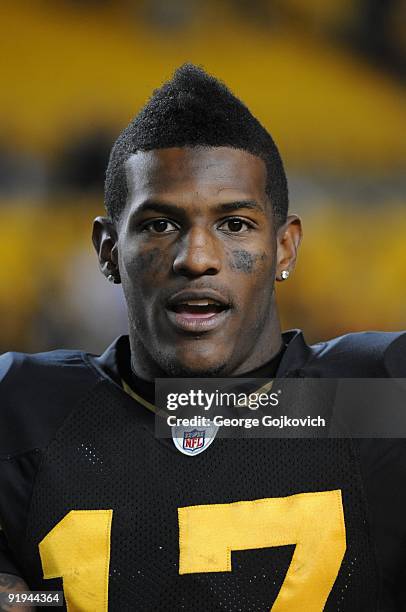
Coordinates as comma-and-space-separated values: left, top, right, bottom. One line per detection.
160, 349, 229, 377
167, 361, 227, 378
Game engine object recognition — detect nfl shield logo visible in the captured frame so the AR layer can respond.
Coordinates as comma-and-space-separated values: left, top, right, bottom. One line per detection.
172, 422, 218, 456
183, 429, 205, 452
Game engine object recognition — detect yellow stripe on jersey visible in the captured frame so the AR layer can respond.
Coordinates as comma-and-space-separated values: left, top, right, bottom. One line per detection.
121, 378, 275, 414
121, 379, 156, 414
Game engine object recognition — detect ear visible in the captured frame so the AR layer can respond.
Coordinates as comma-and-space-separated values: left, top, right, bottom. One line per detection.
92, 216, 121, 284
275, 214, 302, 282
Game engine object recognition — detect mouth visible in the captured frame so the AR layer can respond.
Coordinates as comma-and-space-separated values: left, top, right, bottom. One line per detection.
165, 291, 231, 333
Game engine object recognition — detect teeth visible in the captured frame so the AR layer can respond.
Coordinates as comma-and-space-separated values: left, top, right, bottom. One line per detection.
182, 299, 219, 306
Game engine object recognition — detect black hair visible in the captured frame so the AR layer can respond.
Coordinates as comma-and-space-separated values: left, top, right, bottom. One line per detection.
105, 63, 288, 224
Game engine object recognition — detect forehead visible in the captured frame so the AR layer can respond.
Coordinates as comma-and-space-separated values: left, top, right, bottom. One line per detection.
124, 147, 267, 205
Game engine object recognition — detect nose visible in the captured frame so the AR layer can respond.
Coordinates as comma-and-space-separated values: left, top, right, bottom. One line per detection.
173, 227, 221, 277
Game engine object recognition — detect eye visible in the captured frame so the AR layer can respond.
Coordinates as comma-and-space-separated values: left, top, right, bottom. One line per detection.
219, 218, 253, 233
143, 219, 178, 234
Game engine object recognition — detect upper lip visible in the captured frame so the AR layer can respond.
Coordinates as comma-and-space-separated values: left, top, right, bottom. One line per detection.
166, 289, 231, 310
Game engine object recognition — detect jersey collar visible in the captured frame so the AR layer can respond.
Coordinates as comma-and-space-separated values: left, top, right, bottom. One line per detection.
93, 329, 313, 386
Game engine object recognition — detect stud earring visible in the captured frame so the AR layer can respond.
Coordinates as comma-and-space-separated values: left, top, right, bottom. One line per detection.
281, 270, 290, 280
107, 274, 115, 283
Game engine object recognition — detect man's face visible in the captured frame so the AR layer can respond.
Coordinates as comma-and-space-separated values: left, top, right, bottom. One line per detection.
116, 147, 282, 376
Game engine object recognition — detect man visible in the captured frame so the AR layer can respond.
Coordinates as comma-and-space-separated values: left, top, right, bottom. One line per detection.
0, 64, 405, 611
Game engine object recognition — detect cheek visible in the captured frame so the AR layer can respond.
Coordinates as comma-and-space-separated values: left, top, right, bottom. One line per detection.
228, 249, 268, 274
121, 247, 165, 285
226, 249, 276, 315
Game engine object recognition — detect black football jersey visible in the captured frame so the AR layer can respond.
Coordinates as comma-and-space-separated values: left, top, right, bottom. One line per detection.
1, 330, 406, 611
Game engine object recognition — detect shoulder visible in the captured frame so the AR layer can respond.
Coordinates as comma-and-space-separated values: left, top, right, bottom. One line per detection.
306, 331, 406, 377
0, 347, 102, 395
0, 348, 103, 457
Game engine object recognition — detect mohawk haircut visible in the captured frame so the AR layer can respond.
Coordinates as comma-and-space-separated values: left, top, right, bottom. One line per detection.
105, 64, 288, 224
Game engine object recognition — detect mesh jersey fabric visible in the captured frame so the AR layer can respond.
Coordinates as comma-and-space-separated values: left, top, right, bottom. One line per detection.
24, 381, 377, 611
1, 330, 406, 611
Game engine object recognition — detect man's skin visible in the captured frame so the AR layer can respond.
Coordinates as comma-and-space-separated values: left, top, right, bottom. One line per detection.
93, 146, 302, 379
0, 574, 33, 611
0, 146, 301, 601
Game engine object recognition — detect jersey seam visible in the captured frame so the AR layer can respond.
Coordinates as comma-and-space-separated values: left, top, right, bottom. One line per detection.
79, 351, 107, 383
22, 379, 111, 543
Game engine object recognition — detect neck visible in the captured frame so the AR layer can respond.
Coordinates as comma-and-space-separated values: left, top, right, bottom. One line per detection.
230, 304, 282, 376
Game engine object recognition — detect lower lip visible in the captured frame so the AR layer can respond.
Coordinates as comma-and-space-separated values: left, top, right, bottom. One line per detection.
165, 308, 231, 333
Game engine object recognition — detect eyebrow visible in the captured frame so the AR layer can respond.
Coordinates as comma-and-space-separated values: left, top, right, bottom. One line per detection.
133, 199, 265, 217
217, 200, 265, 213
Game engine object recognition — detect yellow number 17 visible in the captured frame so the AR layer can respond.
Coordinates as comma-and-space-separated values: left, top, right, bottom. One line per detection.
39, 490, 345, 611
